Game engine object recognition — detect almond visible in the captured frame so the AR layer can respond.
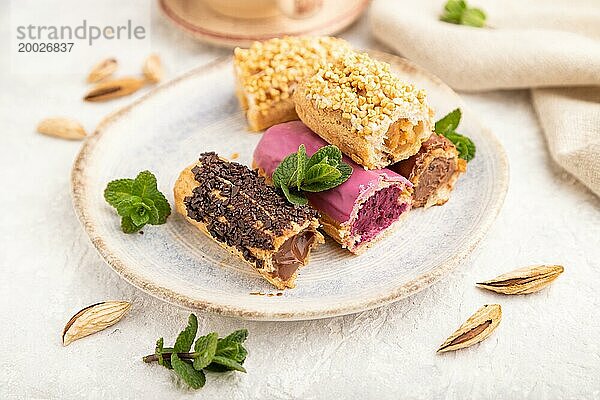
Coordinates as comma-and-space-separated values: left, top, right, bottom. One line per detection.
37, 117, 87, 140
143, 54, 163, 84
476, 265, 564, 295
84, 77, 146, 102
87, 58, 118, 83
437, 304, 502, 353
62, 301, 132, 346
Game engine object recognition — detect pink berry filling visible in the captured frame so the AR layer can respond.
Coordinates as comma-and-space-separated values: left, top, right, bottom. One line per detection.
351, 186, 409, 244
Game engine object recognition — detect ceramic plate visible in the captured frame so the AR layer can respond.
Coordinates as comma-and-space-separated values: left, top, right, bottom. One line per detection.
72, 51, 508, 321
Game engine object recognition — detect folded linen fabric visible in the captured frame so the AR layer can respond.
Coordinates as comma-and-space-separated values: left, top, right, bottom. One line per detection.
370, 0, 600, 196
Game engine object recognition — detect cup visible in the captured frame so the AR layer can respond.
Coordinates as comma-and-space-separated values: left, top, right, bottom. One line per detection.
203, 0, 323, 19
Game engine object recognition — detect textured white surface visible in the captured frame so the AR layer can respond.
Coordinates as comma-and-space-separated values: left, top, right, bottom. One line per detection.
1, 3, 599, 399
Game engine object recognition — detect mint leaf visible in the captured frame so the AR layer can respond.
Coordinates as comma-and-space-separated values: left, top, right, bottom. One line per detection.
332, 162, 353, 185
104, 179, 134, 207
303, 163, 342, 185
104, 170, 171, 233
435, 108, 461, 135
155, 338, 174, 369
214, 342, 240, 360
440, 13, 461, 24
142, 315, 249, 390
233, 345, 248, 364
273, 145, 353, 205
221, 329, 248, 344
301, 161, 351, 192
434, 108, 476, 162
193, 332, 218, 370
272, 152, 299, 189
441, 0, 463, 24
143, 201, 161, 225
130, 203, 151, 226
212, 330, 248, 370
445, 0, 466, 13
446, 132, 476, 161
147, 190, 171, 224
131, 170, 157, 198
115, 197, 140, 218
156, 338, 165, 367
461, 7, 486, 27
210, 356, 246, 373
174, 314, 198, 352
121, 216, 142, 233
133, 171, 171, 224
295, 145, 307, 190
440, 0, 486, 27
171, 353, 206, 389
306, 145, 342, 170
215, 329, 248, 363
280, 185, 308, 206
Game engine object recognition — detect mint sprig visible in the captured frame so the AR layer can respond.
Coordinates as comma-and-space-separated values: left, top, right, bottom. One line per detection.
104, 170, 171, 233
434, 108, 476, 162
440, 0, 486, 28
272, 144, 352, 205
143, 314, 249, 390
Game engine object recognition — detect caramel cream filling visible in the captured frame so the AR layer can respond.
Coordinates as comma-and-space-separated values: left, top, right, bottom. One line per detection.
383, 119, 425, 160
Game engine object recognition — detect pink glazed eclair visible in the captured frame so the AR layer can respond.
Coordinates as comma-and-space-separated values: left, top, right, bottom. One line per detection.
253, 121, 413, 254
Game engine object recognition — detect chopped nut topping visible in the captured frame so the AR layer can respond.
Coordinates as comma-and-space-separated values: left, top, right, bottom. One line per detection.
300, 51, 430, 136
234, 36, 351, 115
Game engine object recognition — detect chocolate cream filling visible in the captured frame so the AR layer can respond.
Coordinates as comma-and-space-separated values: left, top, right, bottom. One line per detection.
350, 186, 408, 244
413, 157, 456, 207
390, 134, 459, 208
272, 230, 317, 281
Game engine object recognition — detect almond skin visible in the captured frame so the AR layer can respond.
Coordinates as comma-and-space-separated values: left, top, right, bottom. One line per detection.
84, 77, 146, 102
37, 117, 87, 140
62, 301, 132, 346
87, 58, 118, 83
476, 265, 564, 294
143, 54, 163, 84
437, 304, 502, 353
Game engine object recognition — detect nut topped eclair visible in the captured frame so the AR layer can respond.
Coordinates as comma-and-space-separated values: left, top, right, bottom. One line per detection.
174, 152, 324, 289
391, 134, 466, 208
293, 51, 434, 169
234, 36, 351, 131
253, 121, 413, 254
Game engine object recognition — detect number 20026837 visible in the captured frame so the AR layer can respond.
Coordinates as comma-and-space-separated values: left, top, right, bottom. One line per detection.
18, 42, 74, 52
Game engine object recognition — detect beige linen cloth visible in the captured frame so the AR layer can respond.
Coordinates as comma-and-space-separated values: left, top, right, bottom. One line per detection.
370, 0, 600, 196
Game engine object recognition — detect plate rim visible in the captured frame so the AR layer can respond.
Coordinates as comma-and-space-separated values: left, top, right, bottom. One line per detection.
71, 52, 509, 321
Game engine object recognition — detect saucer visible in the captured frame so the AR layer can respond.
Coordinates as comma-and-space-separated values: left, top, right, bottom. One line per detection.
158, 0, 369, 47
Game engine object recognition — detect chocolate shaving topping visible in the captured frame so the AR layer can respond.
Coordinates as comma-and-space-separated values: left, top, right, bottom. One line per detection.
184, 152, 318, 265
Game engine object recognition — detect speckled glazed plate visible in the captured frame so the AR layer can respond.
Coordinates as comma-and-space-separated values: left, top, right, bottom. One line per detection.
72, 51, 508, 321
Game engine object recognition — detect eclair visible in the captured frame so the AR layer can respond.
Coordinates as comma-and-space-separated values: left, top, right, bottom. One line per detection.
293, 51, 434, 169
233, 36, 351, 131
390, 134, 466, 208
253, 121, 413, 254
174, 152, 324, 289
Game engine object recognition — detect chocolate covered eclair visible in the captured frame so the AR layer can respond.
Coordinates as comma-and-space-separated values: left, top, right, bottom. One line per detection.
253, 121, 413, 254
390, 134, 466, 208
174, 152, 324, 289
